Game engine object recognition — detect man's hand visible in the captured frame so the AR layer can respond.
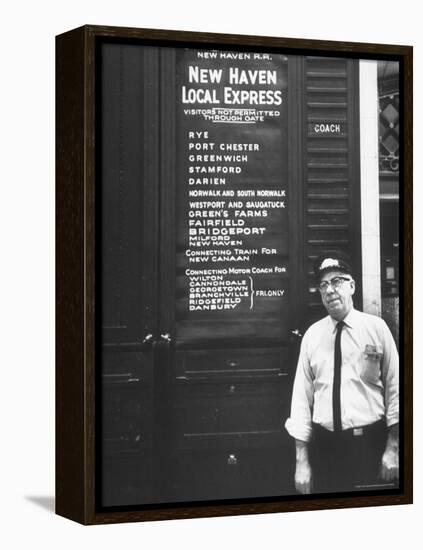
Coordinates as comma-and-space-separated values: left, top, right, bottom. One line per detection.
294, 439, 313, 494
380, 447, 399, 481
295, 459, 313, 494
379, 423, 399, 482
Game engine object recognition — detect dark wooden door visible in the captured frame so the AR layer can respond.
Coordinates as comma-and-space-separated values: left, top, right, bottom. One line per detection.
99, 44, 360, 507
100, 44, 161, 506
156, 48, 298, 502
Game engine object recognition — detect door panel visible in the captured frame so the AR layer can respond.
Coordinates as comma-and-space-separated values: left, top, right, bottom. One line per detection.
304, 56, 361, 324
170, 446, 294, 502
100, 44, 160, 506
158, 49, 297, 502
172, 379, 291, 446
175, 348, 289, 379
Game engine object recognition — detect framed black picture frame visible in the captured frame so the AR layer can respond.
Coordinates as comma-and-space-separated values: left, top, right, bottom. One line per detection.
56, 25, 413, 525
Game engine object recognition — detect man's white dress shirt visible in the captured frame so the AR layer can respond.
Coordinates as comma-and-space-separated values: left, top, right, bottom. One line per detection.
285, 308, 399, 443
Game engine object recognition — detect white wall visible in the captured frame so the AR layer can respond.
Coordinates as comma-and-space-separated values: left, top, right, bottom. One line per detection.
1, 1, 420, 549
360, 60, 382, 316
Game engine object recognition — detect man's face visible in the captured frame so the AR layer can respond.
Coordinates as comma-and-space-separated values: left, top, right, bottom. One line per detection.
319, 269, 355, 321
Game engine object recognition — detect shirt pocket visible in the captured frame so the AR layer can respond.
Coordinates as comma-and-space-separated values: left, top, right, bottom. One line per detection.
359, 347, 382, 385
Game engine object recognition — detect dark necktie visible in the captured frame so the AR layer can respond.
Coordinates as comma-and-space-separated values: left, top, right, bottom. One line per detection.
333, 321, 345, 432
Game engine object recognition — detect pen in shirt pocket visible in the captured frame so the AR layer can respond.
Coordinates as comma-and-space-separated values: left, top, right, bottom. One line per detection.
364, 344, 382, 360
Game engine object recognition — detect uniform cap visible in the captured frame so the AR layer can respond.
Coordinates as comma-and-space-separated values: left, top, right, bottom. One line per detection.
314, 253, 353, 279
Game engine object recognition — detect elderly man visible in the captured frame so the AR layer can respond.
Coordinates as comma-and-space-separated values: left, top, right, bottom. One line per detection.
285, 253, 399, 494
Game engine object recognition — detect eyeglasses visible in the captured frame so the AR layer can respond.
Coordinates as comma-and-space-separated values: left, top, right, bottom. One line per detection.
318, 276, 352, 292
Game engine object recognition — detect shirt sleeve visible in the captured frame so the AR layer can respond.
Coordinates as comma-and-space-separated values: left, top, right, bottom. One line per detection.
285, 332, 315, 442
379, 320, 399, 427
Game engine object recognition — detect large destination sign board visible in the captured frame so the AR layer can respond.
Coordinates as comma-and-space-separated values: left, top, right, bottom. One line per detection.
175, 49, 289, 344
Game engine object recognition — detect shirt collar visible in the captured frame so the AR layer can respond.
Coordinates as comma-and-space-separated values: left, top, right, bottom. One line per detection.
329, 307, 356, 333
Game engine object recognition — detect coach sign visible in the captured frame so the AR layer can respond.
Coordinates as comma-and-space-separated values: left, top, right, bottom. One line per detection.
308, 122, 346, 135
56, 26, 412, 524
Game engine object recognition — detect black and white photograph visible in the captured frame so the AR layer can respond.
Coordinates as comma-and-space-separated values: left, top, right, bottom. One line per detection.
3, 0, 421, 547
56, 29, 411, 518
98, 43, 403, 507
